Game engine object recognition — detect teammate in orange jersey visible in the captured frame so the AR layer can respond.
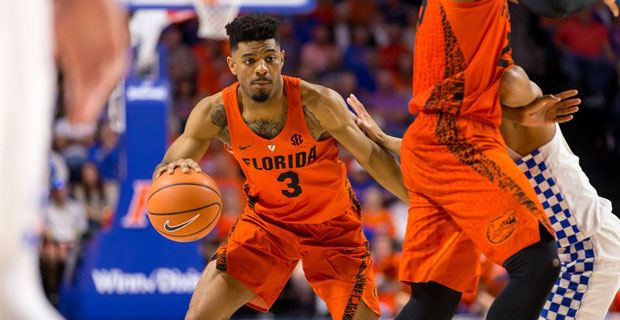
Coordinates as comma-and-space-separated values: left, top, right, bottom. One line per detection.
348, 76, 577, 320
345, 0, 564, 319
151, 14, 408, 320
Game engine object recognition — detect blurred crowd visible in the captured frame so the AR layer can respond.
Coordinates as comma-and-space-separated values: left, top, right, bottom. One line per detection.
43, 0, 620, 318
43, 112, 120, 304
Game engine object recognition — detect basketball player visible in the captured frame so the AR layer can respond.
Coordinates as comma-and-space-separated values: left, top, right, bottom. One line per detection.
152, 14, 407, 320
502, 67, 620, 320
346, 0, 562, 319
0, 1, 127, 319
348, 64, 620, 319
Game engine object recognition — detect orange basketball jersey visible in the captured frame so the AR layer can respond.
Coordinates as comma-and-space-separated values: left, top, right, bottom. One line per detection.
410, 0, 513, 127
222, 76, 350, 224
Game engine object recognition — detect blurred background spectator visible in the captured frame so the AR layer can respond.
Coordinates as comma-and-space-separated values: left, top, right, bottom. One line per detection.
40, 181, 87, 305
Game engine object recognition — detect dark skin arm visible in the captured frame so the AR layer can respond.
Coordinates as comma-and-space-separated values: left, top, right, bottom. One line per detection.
348, 67, 580, 157
152, 94, 227, 180
301, 81, 408, 203
499, 66, 580, 155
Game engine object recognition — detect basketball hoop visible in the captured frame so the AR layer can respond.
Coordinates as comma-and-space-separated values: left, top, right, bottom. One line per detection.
190, 0, 241, 40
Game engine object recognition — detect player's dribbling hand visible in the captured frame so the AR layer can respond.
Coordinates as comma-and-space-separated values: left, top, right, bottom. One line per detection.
154, 159, 202, 178
347, 94, 387, 146
518, 90, 581, 127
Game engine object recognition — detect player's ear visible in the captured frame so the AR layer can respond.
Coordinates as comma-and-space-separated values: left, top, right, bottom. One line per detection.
280, 50, 285, 67
226, 56, 237, 75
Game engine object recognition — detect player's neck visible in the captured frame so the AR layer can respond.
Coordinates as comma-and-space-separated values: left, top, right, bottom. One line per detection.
238, 89, 287, 119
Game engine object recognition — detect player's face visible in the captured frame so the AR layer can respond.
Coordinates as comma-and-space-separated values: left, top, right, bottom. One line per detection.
228, 39, 285, 103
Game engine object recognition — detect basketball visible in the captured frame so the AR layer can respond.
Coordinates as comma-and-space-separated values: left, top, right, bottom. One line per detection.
147, 170, 222, 242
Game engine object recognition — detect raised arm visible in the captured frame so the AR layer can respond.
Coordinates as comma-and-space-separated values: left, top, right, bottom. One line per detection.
348, 65, 580, 158
301, 82, 408, 202
500, 65, 580, 127
347, 94, 403, 156
499, 65, 580, 154
152, 95, 226, 180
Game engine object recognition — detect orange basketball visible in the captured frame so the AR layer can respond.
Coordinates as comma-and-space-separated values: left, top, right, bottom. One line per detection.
147, 170, 222, 242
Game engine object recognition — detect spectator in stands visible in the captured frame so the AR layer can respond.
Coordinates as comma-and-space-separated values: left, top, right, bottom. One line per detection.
608, 17, 620, 156
193, 38, 225, 96
172, 78, 197, 135
402, 7, 418, 53
161, 26, 197, 83
300, 25, 341, 76
372, 233, 405, 318
347, 0, 376, 26
53, 115, 97, 182
73, 162, 116, 233
343, 26, 377, 92
378, 23, 409, 76
278, 18, 301, 76
555, 10, 619, 155
363, 69, 410, 137
347, 160, 379, 204
40, 180, 87, 304
50, 151, 70, 188
87, 121, 120, 185
361, 186, 395, 241
555, 10, 616, 108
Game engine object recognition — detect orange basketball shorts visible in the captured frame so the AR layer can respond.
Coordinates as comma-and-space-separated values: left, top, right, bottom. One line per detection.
399, 113, 554, 294
210, 204, 380, 319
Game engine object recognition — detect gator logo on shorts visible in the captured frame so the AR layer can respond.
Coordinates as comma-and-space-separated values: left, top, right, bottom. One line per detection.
487, 209, 517, 244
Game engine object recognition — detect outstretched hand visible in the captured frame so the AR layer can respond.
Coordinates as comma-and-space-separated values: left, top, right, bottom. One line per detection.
347, 94, 387, 146
515, 90, 580, 127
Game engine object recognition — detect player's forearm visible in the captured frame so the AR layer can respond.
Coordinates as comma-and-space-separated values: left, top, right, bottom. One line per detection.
165, 132, 213, 161
376, 134, 403, 156
358, 145, 408, 203
152, 135, 210, 180
501, 105, 527, 124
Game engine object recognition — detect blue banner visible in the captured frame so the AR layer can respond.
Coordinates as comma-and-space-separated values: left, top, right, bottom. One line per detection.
60, 78, 206, 320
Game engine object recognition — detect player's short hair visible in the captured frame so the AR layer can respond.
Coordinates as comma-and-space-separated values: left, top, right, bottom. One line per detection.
225, 14, 280, 51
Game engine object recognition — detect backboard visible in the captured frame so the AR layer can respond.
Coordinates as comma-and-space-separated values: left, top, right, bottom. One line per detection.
126, 0, 316, 13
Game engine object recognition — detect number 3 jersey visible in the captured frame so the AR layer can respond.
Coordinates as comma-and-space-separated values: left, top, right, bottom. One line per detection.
221, 76, 351, 224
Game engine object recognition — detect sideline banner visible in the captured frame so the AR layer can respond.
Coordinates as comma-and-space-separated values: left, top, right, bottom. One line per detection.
60, 77, 206, 320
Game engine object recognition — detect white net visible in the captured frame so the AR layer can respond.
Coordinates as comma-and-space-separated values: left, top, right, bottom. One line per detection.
191, 0, 242, 40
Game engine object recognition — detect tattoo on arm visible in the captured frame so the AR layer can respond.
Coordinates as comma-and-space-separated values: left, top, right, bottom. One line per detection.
303, 106, 330, 141
210, 104, 230, 146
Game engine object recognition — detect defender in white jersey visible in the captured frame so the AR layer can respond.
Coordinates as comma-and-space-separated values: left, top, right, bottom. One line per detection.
0, 1, 126, 318
347, 65, 620, 319
500, 68, 620, 320
507, 126, 620, 320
